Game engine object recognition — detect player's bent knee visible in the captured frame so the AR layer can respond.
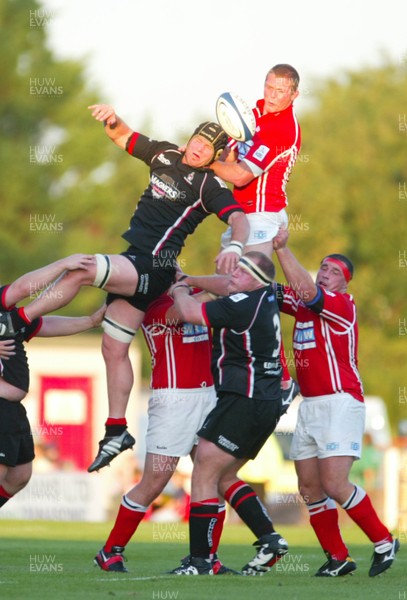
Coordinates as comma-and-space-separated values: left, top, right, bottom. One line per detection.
93, 254, 113, 289
102, 316, 136, 344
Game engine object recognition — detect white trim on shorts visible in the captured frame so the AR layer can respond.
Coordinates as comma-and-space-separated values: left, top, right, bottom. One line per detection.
221, 210, 288, 248
145, 386, 217, 456
289, 392, 366, 461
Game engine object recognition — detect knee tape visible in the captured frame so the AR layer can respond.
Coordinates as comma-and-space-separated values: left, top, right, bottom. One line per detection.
93, 254, 112, 289
102, 316, 137, 344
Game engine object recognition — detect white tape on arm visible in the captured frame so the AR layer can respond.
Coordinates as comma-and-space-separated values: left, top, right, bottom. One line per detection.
220, 240, 243, 257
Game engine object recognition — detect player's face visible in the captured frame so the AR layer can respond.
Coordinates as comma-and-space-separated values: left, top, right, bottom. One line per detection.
227, 264, 258, 294
316, 260, 348, 293
263, 73, 299, 114
183, 135, 214, 168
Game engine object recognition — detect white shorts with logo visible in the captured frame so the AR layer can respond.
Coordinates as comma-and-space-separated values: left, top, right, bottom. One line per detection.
146, 386, 217, 457
289, 392, 365, 461
221, 209, 288, 248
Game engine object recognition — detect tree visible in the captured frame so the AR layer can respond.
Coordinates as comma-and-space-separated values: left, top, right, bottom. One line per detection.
0, 0, 145, 273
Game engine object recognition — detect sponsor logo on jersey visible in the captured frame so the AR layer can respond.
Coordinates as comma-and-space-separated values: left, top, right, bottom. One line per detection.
293, 320, 316, 350
229, 293, 249, 303
182, 323, 210, 343
157, 153, 171, 165
263, 361, 279, 376
253, 144, 270, 161
150, 173, 181, 201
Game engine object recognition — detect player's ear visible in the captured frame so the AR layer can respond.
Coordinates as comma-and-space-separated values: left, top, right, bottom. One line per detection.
213, 147, 225, 161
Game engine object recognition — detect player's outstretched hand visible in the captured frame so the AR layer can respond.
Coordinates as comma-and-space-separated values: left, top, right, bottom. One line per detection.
88, 104, 117, 127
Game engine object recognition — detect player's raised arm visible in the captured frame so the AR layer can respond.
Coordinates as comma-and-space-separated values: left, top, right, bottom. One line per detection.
215, 211, 249, 274
88, 104, 134, 150
210, 157, 255, 187
273, 227, 317, 302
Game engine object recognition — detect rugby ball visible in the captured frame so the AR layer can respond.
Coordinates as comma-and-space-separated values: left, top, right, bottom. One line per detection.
216, 92, 256, 142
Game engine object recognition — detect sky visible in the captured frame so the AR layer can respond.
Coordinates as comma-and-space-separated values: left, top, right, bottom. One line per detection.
40, 0, 406, 139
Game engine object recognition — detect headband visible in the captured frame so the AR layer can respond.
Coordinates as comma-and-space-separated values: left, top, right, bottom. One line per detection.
323, 257, 352, 282
239, 256, 272, 285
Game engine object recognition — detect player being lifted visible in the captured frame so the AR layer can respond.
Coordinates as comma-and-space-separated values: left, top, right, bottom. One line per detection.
0, 106, 249, 473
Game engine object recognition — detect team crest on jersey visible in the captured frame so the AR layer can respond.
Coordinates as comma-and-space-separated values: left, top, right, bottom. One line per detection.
253, 144, 270, 161
144, 323, 168, 336
229, 293, 248, 303
184, 172, 195, 185
293, 320, 316, 350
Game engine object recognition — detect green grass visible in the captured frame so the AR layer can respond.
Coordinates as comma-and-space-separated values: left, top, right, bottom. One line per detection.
0, 521, 404, 600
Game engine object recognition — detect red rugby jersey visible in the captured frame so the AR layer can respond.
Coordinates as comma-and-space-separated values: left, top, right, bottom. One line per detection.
230, 100, 301, 213
279, 285, 364, 401
142, 292, 213, 390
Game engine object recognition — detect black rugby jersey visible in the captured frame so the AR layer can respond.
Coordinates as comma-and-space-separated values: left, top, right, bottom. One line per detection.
202, 286, 282, 401
122, 133, 243, 261
0, 286, 42, 393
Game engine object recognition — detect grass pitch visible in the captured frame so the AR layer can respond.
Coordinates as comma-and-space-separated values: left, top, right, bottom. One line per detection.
0, 520, 404, 600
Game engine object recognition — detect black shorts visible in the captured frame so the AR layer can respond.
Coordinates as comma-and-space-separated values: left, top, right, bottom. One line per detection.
106, 248, 176, 312
0, 398, 35, 466
198, 392, 286, 459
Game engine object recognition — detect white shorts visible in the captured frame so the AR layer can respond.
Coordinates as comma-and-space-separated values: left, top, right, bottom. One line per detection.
145, 386, 217, 457
289, 393, 366, 461
221, 210, 288, 248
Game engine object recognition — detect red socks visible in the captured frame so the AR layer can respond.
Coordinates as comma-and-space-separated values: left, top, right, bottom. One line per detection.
105, 418, 127, 437
343, 487, 391, 544
104, 495, 148, 552
308, 497, 349, 560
